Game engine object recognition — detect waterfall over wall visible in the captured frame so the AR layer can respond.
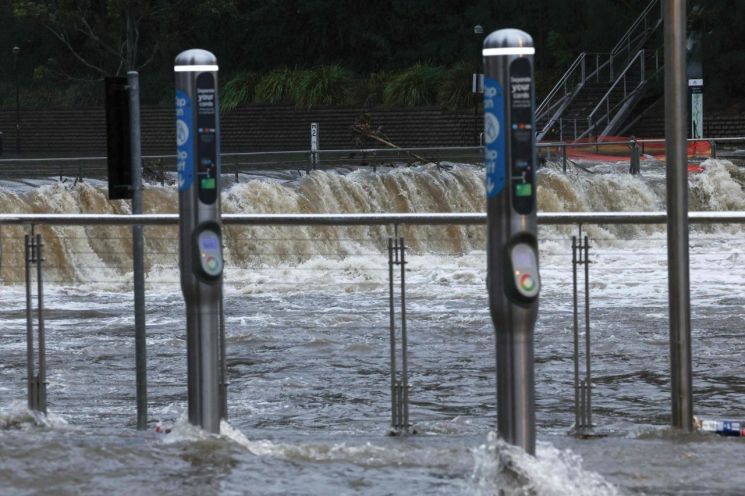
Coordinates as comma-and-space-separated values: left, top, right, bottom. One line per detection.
0, 159, 743, 284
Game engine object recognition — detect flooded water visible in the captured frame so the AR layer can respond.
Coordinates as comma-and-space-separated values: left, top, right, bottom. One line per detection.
2, 159, 745, 495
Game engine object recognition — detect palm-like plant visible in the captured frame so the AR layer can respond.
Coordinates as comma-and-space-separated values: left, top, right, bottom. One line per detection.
383, 62, 445, 107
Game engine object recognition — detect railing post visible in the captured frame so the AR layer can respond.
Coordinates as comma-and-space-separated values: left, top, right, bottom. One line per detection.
562, 143, 567, 173
572, 236, 580, 429
25, 231, 47, 415
572, 231, 593, 433
399, 236, 409, 431
388, 232, 411, 435
388, 236, 397, 431
630, 137, 641, 174
583, 235, 592, 429
218, 282, 228, 420
25, 234, 34, 412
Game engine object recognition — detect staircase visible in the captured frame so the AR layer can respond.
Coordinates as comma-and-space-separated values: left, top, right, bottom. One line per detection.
536, 0, 663, 141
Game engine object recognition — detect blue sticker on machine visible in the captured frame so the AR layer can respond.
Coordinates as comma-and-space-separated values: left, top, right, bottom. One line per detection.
175, 90, 194, 192
483, 76, 505, 198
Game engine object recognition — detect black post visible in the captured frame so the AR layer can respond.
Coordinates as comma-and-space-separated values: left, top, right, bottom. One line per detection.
13, 46, 21, 155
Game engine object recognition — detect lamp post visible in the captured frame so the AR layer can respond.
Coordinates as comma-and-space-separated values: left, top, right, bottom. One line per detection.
473, 25, 484, 145
13, 45, 20, 155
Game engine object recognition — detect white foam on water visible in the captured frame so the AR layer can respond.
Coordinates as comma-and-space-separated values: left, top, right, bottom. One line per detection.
0, 401, 69, 430
467, 432, 619, 496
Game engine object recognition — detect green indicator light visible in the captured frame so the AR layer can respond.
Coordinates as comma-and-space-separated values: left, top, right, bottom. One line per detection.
201, 177, 216, 189
515, 183, 532, 197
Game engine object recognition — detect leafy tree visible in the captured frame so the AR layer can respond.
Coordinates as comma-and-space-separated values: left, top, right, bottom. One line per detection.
12, 0, 169, 77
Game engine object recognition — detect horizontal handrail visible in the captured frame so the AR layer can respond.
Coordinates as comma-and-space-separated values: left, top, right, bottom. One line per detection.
611, 0, 660, 55
0, 136, 742, 170
579, 49, 661, 139
536, 53, 587, 118
0, 146, 485, 166
2, 211, 745, 227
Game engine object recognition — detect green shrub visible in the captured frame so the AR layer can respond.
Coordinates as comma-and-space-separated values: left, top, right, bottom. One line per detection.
437, 61, 478, 110
221, 71, 260, 111
60, 80, 102, 107
383, 62, 445, 107
349, 71, 389, 107
292, 65, 355, 107
254, 67, 295, 104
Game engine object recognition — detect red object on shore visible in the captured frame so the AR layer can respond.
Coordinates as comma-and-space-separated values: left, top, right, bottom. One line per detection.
557, 136, 710, 173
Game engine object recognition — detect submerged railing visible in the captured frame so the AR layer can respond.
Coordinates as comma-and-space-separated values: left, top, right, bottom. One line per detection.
2, 211, 745, 434
3, 211, 745, 227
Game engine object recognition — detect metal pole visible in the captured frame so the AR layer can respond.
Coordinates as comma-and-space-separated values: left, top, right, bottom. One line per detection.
35, 234, 47, 414
572, 236, 580, 429
562, 144, 567, 173
388, 237, 397, 431
129, 70, 148, 430
583, 235, 591, 428
219, 282, 227, 420
664, 0, 693, 432
13, 46, 20, 155
399, 237, 409, 431
25, 235, 34, 411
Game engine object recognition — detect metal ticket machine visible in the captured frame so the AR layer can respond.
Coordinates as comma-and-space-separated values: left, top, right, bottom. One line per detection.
482, 29, 540, 455
174, 49, 224, 433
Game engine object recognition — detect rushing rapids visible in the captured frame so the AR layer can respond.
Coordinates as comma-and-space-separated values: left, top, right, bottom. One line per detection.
0, 159, 743, 285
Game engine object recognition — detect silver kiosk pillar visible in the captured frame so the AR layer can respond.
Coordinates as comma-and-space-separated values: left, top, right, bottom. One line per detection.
174, 49, 225, 433
482, 29, 540, 455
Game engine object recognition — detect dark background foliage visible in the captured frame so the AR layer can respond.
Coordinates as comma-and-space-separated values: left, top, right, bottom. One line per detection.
0, 0, 742, 110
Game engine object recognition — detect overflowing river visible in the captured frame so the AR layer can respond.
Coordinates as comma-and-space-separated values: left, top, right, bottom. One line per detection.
2, 159, 745, 495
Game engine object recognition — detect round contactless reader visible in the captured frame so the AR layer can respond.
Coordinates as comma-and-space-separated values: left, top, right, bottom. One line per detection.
510, 243, 540, 299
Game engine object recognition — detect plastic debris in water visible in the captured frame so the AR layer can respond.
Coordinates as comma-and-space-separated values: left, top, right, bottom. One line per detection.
695, 416, 745, 437
154, 421, 172, 434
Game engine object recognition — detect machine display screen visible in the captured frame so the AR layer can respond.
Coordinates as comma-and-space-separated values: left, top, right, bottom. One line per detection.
199, 234, 219, 251
509, 57, 535, 215
196, 72, 218, 204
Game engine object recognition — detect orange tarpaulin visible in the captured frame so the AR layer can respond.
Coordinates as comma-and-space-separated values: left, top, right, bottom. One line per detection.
559, 136, 710, 173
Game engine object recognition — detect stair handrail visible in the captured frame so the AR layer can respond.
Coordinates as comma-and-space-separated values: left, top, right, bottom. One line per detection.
536, 52, 616, 138
537, 0, 662, 140
611, 0, 660, 58
536, 52, 587, 120
583, 48, 662, 139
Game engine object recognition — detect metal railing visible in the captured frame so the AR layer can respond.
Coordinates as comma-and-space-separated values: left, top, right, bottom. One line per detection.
536, 0, 662, 141
580, 48, 663, 140
0, 146, 486, 181
3, 132, 745, 184
2, 211, 745, 228
2, 211, 745, 432
611, 0, 661, 59
536, 52, 616, 139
